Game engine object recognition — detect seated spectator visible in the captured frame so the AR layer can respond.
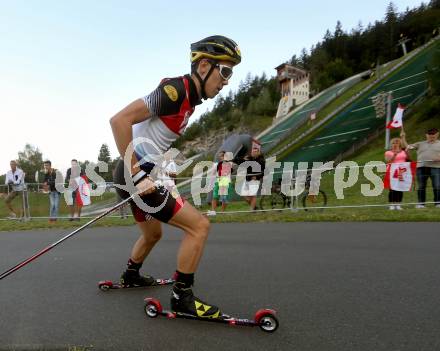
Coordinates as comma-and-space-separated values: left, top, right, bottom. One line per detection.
407, 127, 440, 208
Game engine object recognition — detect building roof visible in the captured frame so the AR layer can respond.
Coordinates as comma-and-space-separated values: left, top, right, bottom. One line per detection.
275, 63, 307, 75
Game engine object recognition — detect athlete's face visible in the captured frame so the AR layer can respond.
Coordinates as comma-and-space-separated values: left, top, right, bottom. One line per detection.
198, 60, 234, 99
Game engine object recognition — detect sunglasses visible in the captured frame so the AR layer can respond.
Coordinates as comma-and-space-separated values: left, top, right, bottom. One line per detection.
214, 63, 233, 80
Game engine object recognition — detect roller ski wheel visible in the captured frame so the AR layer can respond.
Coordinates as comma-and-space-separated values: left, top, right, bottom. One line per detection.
144, 298, 163, 318
98, 278, 174, 291
255, 309, 279, 333
143, 297, 279, 333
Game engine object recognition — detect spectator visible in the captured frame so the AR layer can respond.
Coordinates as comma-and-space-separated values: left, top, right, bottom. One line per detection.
116, 191, 129, 219
241, 146, 265, 211
65, 159, 84, 221
112, 167, 129, 219
209, 151, 234, 215
407, 128, 440, 208
4, 160, 25, 219
384, 133, 409, 210
208, 151, 224, 216
43, 160, 61, 222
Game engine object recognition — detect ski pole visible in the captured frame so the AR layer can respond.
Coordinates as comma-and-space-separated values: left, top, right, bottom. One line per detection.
0, 194, 134, 281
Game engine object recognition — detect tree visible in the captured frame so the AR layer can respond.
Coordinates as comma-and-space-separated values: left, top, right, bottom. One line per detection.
289, 54, 300, 66
97, 144, 112, 182
326, 58, 353, 85
254, 88, 276, 116
17, 144, 43, 183
384, 2, 399, 58
429, 0, 440, 9
300, 48, 309, 70
79, 160, 90, 171
334, 20, 344, 37
98, 143, 111, 164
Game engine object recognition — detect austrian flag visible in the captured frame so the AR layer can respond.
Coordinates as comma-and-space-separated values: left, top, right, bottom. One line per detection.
386, 104, 405, 129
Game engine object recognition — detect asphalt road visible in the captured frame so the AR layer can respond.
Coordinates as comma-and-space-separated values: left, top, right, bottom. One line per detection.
1, 222, 440, 351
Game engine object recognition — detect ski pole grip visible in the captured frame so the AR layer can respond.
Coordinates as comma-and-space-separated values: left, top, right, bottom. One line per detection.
132, 170, 147, 186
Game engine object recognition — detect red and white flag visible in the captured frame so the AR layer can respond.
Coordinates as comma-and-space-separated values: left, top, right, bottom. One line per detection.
75, 175, 91, 206
384, 161, 417, 191
386, 104, 405, 129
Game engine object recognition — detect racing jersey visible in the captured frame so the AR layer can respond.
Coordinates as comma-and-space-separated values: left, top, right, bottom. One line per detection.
133, 74, 201, 164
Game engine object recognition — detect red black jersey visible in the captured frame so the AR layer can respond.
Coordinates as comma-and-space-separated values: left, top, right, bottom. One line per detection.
133, 75, 201, 164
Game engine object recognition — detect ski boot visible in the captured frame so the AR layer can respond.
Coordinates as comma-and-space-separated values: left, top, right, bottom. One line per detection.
171, 286, 222, 319
120, 269, 155, 288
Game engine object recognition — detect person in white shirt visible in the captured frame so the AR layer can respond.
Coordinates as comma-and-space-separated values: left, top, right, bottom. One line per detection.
4, 160, 25, 218
407, 127, 440, 208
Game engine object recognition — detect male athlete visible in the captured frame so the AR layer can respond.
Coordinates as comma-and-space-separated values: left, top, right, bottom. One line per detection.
110, 36, 241, 318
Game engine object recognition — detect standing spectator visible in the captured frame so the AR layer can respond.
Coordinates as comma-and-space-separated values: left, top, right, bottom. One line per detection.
241, 147, 265, 211
208, 151, 225, 216
116, 191, 129, 219
407, 128, 440, 208
113, 167, 129, 219
384, 133, 409, 210
209, 151, 234, 215
4, 160, 25, 219
43, 160, 61, 222
65, 159, 84, 221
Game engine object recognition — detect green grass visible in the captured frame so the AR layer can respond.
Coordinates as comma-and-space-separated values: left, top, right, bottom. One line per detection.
207, 206, 440, 223
0, 191, 115, 218
0, 216, 136, 232
2, 198, 438, 233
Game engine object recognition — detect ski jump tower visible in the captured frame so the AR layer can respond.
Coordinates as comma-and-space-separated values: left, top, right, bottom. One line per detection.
275, 63, 310, 119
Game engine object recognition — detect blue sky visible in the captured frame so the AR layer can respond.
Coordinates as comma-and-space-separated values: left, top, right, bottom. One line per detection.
0, 0, 424, 175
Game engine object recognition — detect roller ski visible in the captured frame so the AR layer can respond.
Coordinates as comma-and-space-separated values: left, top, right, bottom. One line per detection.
99, 272, 174, 291
144, 297, 278, 333
144, 287, 278, 332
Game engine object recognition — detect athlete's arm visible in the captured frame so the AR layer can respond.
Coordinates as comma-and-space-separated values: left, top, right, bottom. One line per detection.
110, 99, 151, 175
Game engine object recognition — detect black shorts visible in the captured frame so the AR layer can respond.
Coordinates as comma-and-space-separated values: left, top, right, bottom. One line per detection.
113, 160, 184, 223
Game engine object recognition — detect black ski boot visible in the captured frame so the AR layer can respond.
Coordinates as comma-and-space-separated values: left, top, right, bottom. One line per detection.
120, 258, 155, 287
120, 269, 155, 287
171, 284, 222, 319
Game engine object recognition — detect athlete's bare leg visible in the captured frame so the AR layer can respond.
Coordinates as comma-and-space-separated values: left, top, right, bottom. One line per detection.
168, 201, 210, 273
130, 218, 163, 263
